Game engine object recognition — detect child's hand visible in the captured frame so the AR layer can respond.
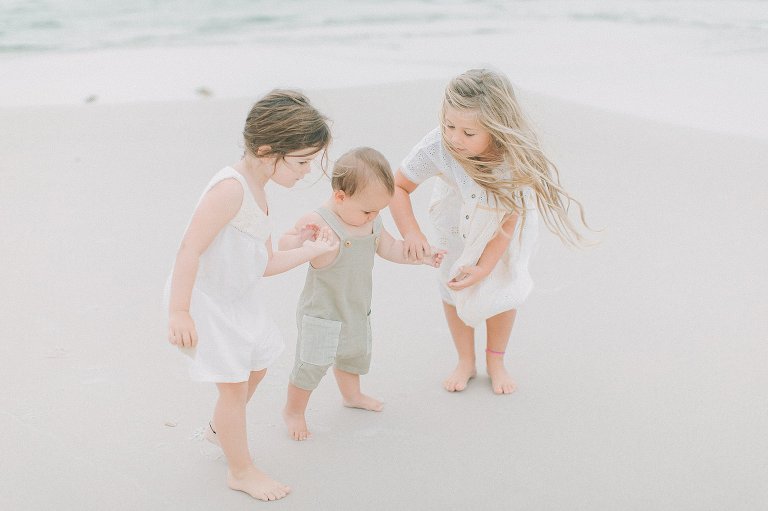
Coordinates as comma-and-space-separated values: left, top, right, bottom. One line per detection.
423, 247, 446, 268
299, 223, 320, 242
168, 310, 198, 348
402, 232, 431, 263
447, 265, 489, 290
302, 225, 339, 258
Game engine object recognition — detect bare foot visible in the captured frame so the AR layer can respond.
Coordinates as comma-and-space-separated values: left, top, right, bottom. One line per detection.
204, 422, 220, 447
227, 466, 291, 501
282, 409, 312, 441
343, 393, 384, 412
487, 360, 516, 394
443, 362, 477, 392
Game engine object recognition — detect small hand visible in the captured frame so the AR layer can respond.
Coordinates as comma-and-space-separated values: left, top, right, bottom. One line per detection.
302, 225, 339, 257
423, 247, 446, 268
403, 232, 431, 263
298, 223, 320, 242
168, 310, 198, 348
447, 265, 490, 290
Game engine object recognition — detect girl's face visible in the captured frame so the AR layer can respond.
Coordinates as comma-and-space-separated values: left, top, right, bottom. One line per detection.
443, 105, 494, 158
270, 147, 322, 187
333, 181, 393, 228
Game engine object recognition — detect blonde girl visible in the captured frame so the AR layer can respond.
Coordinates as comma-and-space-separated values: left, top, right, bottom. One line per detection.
165, 90, 337, 501
390, 69, 590, 395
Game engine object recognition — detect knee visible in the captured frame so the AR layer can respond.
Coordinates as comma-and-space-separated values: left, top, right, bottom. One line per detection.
217, 381, 249, 403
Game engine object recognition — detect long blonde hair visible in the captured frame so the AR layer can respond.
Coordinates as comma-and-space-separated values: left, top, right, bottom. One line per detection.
440, 69, 590, 247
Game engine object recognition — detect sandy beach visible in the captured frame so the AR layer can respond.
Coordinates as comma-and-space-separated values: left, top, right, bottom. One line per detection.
1, 77, 767, 510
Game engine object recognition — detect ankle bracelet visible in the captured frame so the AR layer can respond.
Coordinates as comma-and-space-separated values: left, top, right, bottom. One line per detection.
485, 348, 505, 356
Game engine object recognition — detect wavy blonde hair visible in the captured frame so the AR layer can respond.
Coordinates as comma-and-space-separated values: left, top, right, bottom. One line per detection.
440, 69, 590, 247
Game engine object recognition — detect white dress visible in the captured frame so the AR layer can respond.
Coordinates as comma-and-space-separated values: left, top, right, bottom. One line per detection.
165, 167, 283, 382
401, 128, 539, 326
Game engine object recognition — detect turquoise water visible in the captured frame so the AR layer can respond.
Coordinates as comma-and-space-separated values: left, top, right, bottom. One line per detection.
2, 0, 767, 54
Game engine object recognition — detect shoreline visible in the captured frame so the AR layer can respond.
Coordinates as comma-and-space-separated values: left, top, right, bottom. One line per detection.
2, 24, 767, 141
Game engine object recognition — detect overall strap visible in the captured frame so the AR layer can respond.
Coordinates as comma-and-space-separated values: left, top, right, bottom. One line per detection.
373, 215, 383, 236
315, 207, 348, 239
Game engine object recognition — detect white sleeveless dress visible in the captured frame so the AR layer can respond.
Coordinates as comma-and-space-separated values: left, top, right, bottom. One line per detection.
166, 167, 283, 382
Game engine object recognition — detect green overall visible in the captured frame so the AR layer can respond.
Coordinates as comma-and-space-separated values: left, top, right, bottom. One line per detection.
289, 207, 382, 390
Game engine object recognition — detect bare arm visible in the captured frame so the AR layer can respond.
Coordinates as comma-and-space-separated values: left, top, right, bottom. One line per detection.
167, 179, 243, 348
264, 225, 338, 276
376, 228, 445, 267
389, 169, 431, 262
447, 213, 519, 291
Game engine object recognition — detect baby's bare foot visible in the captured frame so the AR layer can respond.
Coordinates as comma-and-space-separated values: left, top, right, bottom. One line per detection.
282, 409, 311, 441
227, 466, 291, 501
487, 362, 516, 394
343, 393, 384, 412
443, 362, 477, 392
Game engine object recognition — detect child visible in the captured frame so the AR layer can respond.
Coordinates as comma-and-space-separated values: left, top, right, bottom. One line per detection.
165, 89, 338, 501
389, 69, 590, 395
279, 147, 444, 441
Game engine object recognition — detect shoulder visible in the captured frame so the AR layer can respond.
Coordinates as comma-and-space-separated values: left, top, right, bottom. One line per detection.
401, 127, 453, 182
412, 127, 443, 153
294, 209, 326, 228
206, 177, 245, 203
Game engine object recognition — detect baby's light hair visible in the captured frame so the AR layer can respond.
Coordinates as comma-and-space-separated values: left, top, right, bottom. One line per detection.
440, 69, 591, 247
243, 89, 332, 172
332, 147, 394, 197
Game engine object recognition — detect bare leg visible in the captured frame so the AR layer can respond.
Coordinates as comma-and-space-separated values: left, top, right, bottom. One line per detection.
442, 302, 477, 392
214, 381, 291, 501
208, 370, 266, 446
282, 383, 313, 441
334, 368, 383, 411
486, 309, 517, 394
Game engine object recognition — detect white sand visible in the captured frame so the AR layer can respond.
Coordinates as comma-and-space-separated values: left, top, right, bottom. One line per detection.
1, 80, 767, 510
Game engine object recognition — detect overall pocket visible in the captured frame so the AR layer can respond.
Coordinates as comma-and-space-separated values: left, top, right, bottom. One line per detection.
299, 315, 342, 366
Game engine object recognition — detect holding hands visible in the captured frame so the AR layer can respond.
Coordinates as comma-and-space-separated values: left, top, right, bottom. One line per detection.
424, 247, 446, 268
298, 223, 320, 242
402, 231, 432, 263
302, 225, 339, 257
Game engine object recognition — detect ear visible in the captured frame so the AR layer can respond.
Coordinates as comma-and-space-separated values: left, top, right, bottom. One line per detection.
333, 189, 347, 203
256, 145, 272, 157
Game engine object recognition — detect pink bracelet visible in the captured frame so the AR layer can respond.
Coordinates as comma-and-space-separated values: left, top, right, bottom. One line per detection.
485, 348, 505, 356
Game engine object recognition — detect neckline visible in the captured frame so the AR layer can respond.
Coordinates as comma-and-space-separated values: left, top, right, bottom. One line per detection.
318, 206, 375, 239
226, 166, 269, 217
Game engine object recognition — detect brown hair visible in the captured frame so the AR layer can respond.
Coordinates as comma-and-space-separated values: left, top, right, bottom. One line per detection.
331, 147, 394, 197
243, 89, 331, 171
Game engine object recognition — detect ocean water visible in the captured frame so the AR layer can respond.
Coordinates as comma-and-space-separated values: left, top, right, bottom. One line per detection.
1, 0, 767, 137
2, 0, 766, 54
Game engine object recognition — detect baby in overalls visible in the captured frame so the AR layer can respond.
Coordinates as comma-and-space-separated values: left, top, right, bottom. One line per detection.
279, 147, 444, 441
